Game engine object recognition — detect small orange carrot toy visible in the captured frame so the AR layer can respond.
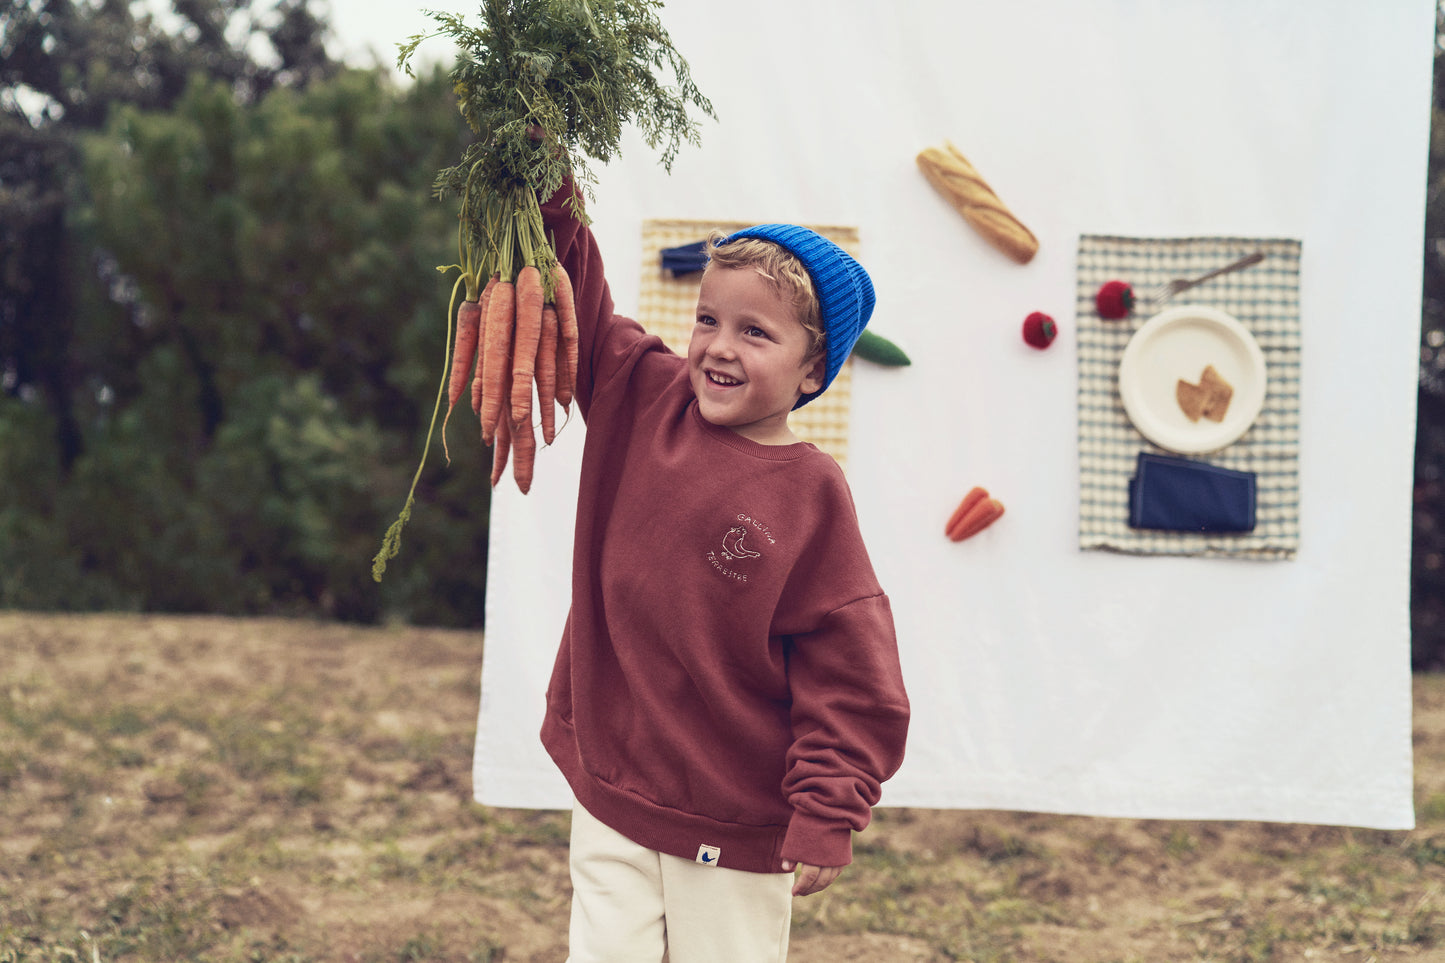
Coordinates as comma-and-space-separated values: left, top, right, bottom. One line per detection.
945, 486, 988, 537
946, 487, 1006, 542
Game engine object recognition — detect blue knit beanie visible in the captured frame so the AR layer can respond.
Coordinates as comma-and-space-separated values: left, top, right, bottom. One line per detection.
717, 224, 875, 408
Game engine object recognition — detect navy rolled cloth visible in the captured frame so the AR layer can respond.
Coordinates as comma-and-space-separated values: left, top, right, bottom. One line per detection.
659, 239, 709, 275
1127, 452, 1257, 533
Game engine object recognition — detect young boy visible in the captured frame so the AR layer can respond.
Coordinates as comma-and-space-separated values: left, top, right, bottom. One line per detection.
537, 177, 910, 963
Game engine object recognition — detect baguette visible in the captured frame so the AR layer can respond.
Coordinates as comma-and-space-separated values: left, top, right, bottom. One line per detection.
916, 141, 1039, 264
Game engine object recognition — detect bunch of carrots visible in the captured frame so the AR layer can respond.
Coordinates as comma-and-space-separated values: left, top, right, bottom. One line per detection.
439, 185, 580, 494
372, 0, 714, 583
445, 266, 577, 493
372, 182, 580, 582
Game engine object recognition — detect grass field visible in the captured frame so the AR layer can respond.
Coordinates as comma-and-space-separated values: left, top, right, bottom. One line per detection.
2, 613, 1443, 962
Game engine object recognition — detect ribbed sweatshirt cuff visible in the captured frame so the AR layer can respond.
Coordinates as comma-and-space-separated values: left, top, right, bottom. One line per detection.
781, 810, 854, 868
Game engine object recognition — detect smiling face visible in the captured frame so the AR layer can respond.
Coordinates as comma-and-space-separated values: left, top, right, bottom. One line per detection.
688, 265, 826, 445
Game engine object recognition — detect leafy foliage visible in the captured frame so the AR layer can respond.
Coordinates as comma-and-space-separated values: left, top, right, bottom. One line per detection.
399, 0, 715, 226
0, 0, 339, 469
0, 6, 496, 625
394, 0, 714, 301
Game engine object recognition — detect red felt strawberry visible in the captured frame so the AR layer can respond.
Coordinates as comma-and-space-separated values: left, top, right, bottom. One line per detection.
1022, 311, 1057, 349
1095, 280, 1134, 320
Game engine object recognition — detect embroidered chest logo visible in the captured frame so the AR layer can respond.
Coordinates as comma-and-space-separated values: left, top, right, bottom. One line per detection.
705, 513, 777, 583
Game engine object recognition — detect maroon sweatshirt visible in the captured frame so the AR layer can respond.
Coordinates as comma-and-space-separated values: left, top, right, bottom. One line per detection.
538, 184, 910, 874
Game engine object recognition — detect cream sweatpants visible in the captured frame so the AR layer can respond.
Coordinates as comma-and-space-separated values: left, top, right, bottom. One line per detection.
566, 799, 794, 963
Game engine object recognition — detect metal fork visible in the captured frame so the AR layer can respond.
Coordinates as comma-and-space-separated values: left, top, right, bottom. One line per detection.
1140, 251, 1266, 307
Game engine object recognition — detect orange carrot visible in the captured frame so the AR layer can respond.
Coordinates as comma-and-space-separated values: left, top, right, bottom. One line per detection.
440, 291, 483, 463
945, 486, 989, 537
552, 264, 579, 409
479, 278, 516, 446
490, 389, 512, 488
448, 297, 483, 411
536, 303, 559, 445
510, 265, 544, 426
471, 276, 497, 415
948, 497, 1005, 542
511, 412, 536, 494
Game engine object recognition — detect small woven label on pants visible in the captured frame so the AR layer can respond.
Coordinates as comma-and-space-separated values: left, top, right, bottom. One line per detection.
695, 844, 720, 866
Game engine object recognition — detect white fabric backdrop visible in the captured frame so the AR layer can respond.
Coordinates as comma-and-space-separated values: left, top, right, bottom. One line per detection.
474, 0, 1432, 829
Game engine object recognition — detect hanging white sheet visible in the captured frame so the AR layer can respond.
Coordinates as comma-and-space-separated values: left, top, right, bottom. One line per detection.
475, 0, 1430, 830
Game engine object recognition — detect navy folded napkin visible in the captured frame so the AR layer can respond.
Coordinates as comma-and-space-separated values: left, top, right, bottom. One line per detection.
660, 239, 709, 275
1127, 452, 1257, 533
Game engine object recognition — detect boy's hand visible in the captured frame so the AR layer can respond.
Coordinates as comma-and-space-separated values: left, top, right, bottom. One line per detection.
781, 860, 844, 896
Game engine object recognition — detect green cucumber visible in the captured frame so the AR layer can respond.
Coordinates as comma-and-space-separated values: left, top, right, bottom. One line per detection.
852, 329, 912, 367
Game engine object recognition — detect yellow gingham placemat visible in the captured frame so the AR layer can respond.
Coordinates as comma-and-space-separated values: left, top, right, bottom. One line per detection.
1076, 234, 1302, 559
638, 219, 859, 471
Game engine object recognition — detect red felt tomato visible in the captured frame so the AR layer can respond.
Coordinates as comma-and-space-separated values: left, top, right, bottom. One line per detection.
1095, 280, 1134, 320
1022, 311, 1057, 349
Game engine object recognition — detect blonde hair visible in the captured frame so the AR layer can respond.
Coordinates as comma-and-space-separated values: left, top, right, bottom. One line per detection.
704, 231, 826, 359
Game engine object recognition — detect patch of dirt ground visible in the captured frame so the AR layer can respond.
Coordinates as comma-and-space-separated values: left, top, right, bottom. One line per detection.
2, 613, 1442, 962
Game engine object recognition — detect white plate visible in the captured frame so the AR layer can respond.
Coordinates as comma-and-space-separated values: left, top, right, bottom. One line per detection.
1117, 305, 1267, 454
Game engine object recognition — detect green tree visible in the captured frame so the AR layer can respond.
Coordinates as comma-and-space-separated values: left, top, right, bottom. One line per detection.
63, 67, 488, 623
0, 2, 495, 624
0, 0, 337, 470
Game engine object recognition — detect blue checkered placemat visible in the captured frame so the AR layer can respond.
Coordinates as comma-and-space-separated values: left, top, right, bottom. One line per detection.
1076, 235, 1302, 559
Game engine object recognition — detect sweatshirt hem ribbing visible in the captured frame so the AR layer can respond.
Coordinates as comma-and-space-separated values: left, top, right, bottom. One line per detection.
544, 714, 792, 875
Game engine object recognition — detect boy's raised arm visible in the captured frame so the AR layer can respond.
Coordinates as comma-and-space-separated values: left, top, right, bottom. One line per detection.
538, 177, 615, 415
